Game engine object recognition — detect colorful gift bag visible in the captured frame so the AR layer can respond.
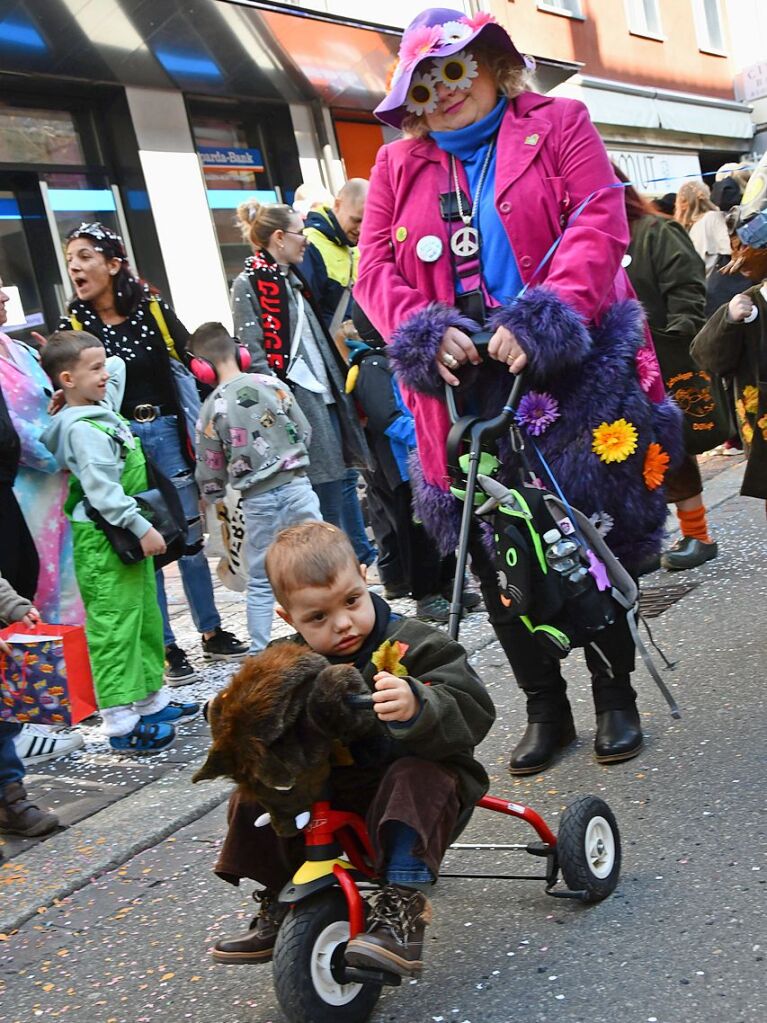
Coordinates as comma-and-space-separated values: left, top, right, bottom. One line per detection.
0, 622, 96, 725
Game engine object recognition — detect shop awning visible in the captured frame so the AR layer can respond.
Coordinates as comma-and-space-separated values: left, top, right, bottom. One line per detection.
551, 75, 754, 143
256, 6, 580, 113
0, 0, 580, 115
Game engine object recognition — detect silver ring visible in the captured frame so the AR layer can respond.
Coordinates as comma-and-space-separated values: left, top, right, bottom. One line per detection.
441, 352, 459, 370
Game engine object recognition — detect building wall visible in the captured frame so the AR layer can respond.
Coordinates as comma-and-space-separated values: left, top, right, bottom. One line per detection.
725, 0, 767, 71
491, 0, 735, 98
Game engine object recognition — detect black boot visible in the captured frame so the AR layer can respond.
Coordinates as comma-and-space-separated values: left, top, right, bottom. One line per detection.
509, 716, 576, 775
594, 707, 643, 763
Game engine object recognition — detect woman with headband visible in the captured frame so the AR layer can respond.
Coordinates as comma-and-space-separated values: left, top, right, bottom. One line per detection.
356, 8, 683, 775
60, 223, 247, 684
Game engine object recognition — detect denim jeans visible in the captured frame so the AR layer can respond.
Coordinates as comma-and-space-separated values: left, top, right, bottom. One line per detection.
0, 722, 24, 788
384, 822, 434, 887
341, 469, 377, 566
241, 476, 321, 652
129, 415, 220, 646
313, 479, 344, 529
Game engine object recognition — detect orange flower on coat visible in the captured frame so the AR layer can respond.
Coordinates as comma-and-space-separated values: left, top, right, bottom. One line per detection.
643, 443, 670, 490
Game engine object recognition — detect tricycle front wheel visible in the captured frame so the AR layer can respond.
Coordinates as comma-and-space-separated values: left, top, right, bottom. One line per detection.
273, 891, 381, 1023
556, 795, 621, 902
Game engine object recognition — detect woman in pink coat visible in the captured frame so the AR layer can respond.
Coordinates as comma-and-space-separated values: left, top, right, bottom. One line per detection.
356, 8, 683, 774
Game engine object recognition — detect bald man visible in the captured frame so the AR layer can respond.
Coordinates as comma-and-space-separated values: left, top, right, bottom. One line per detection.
300, 178, 369, 331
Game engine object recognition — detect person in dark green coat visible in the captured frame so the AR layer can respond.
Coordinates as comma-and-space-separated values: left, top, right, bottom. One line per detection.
618, 168, 719, 572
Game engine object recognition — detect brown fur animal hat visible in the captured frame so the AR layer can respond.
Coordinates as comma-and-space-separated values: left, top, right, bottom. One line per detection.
192, 642, 379, 835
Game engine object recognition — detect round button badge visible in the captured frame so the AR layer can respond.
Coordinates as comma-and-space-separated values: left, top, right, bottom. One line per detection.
416, 235, 443, 262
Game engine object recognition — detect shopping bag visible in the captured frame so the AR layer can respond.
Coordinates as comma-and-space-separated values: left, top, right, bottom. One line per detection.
0, 622, 96, 725
204, 489, 249, 592
653, 330, 731, 454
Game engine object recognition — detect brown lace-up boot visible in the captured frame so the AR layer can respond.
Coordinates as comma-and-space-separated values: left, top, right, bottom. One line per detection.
0, 781, 59, 837
345, 884, 432, 977
211, 888, 288, 964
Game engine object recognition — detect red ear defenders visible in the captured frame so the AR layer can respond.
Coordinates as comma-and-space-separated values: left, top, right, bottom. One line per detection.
189, 343, 252, 386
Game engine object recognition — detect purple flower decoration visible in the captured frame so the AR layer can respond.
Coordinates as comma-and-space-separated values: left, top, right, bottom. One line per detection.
516, 391, 560, 436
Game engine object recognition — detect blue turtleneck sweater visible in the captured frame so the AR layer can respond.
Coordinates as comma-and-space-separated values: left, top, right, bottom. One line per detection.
431, 97, 522, 306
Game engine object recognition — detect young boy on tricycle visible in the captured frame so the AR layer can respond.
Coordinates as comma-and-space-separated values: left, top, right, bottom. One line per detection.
201, 520, 496, 978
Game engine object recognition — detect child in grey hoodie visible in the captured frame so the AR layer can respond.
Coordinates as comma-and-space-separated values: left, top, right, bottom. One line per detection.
191, 322, 321, 652
41, 331, 198, 753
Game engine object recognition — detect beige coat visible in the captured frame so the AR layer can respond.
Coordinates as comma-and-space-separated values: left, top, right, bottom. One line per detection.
0, 570, 31, 626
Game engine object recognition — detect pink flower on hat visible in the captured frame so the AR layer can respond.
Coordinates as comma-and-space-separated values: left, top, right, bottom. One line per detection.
399, 24, 444, 70
460, 11, 497, 31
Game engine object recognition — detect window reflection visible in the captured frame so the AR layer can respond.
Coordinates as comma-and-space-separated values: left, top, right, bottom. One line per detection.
0, 103, 84, 166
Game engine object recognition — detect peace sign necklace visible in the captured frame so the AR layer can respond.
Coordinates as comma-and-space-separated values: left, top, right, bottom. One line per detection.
450, 137, 496, 259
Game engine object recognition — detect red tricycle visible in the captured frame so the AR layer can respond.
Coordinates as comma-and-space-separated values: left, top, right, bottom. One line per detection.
269, 694, 621, 1023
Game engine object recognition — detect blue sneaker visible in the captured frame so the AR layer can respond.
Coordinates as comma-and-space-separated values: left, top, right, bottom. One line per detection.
109, 721, 176, 753
141, 701, 200, 726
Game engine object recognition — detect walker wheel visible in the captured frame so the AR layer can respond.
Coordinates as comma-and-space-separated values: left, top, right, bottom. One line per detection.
556, 795, 621, 902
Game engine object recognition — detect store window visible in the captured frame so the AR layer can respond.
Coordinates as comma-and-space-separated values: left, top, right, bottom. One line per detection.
0, 98, 134, 331
0, 103, 85, 166
0, 191, 45, 335
192, 114, 278, 285
42, 172, 122, 248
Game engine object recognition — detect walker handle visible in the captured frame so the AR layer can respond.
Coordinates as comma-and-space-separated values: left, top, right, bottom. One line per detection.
444, 331, 514, 424
344, 693, 375, 709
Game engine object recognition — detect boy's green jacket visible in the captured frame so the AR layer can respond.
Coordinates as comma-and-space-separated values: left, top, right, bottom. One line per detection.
362, 614, 496, 810
308, 600, 496, 812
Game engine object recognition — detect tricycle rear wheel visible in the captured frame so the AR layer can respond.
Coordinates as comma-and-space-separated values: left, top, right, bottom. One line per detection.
273, 891, 381, 1023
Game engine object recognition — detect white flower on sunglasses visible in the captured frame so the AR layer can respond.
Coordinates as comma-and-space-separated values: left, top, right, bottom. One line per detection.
432, 49, 478, 92
440, 20, 472, 44
405, 71, 438, 116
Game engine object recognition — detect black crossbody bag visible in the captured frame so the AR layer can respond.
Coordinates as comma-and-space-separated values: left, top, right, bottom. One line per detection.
84, 453, 188, 570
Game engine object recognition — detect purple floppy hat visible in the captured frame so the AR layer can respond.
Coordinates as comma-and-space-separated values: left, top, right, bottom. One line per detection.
375, 7, 526, 129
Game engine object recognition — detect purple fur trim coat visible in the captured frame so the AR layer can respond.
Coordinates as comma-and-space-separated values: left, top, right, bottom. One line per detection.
398, 289, 683, 568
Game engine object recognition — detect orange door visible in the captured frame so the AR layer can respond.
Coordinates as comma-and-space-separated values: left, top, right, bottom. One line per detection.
334, 120, 385, 180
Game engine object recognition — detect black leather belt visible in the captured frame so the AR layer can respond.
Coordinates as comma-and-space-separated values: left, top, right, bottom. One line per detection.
130, 403, 174, 423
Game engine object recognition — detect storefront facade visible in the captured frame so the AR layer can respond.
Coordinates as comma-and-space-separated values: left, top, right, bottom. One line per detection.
550, 75, 754, 194
0, 0, 582, 337
0, 1, 383, 335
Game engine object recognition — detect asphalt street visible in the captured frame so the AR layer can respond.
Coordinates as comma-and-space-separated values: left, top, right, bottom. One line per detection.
1, 461, 765, 1023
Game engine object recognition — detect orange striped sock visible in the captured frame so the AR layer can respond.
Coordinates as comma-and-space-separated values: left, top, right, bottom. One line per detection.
677, 506, 712, 544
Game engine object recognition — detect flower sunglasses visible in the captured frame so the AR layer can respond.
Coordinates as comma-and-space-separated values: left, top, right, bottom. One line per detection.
405, 50, 479, 116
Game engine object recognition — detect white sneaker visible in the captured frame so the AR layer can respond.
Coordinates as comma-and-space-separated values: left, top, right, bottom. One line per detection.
13, 724, 85, 766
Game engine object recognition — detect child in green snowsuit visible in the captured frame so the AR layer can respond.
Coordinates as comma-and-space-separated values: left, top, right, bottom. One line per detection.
41, 331, 198, 753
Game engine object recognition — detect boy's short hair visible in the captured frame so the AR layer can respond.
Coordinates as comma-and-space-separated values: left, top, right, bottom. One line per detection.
189, 321, 237, 363
40, 330, 104, 388
266, 522, 358, 607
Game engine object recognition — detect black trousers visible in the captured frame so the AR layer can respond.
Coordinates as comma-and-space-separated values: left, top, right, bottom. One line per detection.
365, 473, 454, 600
0, 483, 39, 603
467, 527, 637, 721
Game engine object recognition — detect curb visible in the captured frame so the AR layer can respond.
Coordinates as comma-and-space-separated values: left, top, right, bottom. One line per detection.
0, 766, 231, 935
